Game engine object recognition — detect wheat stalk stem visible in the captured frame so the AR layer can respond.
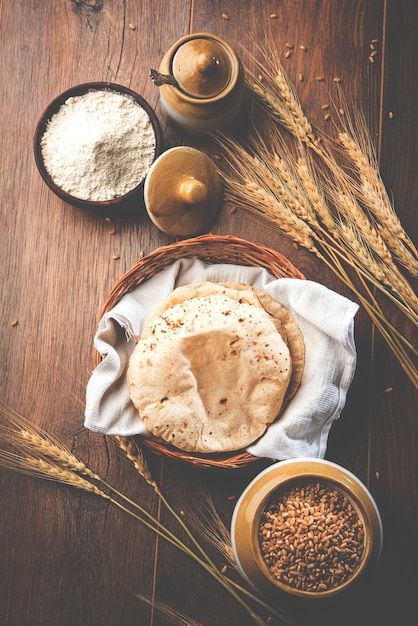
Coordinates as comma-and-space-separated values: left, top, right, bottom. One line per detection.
116, 436, 296, 626
0, 408, 293, 626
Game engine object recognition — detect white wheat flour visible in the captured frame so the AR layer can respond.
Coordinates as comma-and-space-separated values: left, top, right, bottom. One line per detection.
41, 89, 156, 201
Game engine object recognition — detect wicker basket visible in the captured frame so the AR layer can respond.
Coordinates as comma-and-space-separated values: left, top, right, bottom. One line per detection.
94, 234, 305, 469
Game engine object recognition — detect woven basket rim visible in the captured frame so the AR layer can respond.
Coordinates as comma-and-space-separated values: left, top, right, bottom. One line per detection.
95, 233, 305, 469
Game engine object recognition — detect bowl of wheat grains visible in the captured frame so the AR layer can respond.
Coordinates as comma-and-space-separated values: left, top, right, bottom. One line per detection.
34, 82, 163, 210
231, 458, 383, 600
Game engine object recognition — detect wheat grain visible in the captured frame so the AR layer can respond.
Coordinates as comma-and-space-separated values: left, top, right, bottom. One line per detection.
360, 177, 418, 277
228, 176, 320, 255
336, 190, 393, 264
272, 156, 321, 227
337, 222, 387, 282
249, 151, 320, 229
246, 69, 317, 149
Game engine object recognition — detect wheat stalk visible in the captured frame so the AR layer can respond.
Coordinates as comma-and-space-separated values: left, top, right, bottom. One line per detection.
117, 436, 302, 625
337, 128, 418, 276
0, 449, 110, 498
212, 53, 418, 384
245, 69, 317, 149
223, 159, 417, 353
214, 127, 417, 385
245, 59, 417, 280
217, 133, 321, 257
114, 435, 162, 496
136, 594, 205, 626
0, 404, 103, 482
219, 127, 417, 320
115, 435, 297, 626
0, 402, 296, 626
330, 188, 418, 320
185, 488, 236, 568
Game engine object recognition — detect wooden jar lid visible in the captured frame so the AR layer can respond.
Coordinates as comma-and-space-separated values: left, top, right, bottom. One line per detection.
144, 146, 222, 237
171, 37, 234, 98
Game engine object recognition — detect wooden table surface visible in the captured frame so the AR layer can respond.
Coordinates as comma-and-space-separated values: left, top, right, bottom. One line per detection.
1, 1, 416, 625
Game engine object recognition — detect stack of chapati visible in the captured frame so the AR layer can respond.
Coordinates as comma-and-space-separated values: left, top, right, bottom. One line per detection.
127, 281, 305, 453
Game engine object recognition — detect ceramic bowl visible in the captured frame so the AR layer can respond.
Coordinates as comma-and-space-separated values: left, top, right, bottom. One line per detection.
231, 458, 383, 600
34, 82, 163, 210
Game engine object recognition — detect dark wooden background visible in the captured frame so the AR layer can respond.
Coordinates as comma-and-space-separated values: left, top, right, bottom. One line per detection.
0, 1, 416, 625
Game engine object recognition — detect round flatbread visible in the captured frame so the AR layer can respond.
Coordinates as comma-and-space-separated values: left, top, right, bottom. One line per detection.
146, 281, 305, 406
146, 281, 265, 322
127, 293, 292, 453
219, 282, 305, 405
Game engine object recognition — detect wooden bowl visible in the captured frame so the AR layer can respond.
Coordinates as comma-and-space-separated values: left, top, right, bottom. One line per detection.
34, 82, 163, 210
231, 458, 383, 598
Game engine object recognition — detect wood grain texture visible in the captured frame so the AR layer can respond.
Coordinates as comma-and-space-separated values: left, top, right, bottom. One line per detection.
0, 1, 416, 625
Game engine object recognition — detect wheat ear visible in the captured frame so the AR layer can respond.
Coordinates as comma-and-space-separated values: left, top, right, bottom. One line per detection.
0, 402, 102, 483
114, 435, 162, 495
1, 452, 110, 499
185, 488, 236, 568
216, 136, 321, 256
331, 189, 418, 319
338, 131, 418, 275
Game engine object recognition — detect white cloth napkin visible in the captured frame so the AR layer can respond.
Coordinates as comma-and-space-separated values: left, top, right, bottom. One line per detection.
84, 259, 359, 460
